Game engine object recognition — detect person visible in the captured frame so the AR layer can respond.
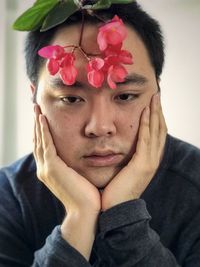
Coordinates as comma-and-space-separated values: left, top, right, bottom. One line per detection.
0, 1, 200, 266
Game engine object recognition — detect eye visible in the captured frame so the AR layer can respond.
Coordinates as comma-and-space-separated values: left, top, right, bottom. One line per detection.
60, 96, 84, 104
115, 93, 139, 102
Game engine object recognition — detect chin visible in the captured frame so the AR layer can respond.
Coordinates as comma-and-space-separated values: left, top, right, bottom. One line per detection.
90, 178, 111, 189
81, 166, 120, 189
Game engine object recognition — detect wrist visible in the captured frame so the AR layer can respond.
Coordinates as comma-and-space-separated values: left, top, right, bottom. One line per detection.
61, 210, 99, 260
102, 190, 140, 211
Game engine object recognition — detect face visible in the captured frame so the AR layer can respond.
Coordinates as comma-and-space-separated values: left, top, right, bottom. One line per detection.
34, 22, 158, 188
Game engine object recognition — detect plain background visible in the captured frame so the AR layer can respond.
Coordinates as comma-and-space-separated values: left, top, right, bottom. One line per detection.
0, 0, 200, 167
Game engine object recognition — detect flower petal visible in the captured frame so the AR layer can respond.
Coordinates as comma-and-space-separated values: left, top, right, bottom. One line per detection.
97, 31, 108, 51
119, 50, 133, 64
38, 45, 65, 59
87, 70, 104, 88
59, 66, 78, 85
106, 31, 123, 46
60, 53, 75, 67
88, 58, 104, 71
107, 65, 128, 89
97, 15, 127, 52
107, 67, 117, 89
47, 58, 60, 75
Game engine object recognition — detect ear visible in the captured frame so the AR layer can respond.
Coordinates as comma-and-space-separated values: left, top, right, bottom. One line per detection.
30, 83, 36, 95
156, 78, 161, 92
30, 84, 37, 103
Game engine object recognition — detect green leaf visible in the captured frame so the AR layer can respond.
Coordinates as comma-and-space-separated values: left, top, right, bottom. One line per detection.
90, 0, 112, 10
13, 0, 59, 31
111, 0, 134, 4
41, 0, 79, 31
89, 0, 133, 10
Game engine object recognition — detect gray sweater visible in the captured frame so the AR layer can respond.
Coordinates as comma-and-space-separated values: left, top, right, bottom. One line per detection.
0, 135, 200, 266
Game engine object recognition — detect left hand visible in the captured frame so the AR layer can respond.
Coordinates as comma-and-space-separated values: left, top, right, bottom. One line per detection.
101, 93, 167, 211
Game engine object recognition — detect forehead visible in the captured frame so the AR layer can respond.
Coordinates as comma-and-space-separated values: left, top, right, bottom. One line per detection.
51, 23, 152, 67
42, 22, 156, 87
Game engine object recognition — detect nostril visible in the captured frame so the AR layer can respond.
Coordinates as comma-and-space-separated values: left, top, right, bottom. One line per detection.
84, 116, 117, 137
87, 131, 112, 137
88, 132, 96, 138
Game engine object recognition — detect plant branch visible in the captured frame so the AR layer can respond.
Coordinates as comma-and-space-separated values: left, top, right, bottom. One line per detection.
79, 10, 85, 46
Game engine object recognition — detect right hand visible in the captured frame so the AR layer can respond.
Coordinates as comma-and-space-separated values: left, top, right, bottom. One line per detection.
34, 104, 101, 260
33, 104, 101, 216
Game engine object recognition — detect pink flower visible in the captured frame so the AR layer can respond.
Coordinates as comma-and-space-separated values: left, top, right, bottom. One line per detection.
102, 48, 132, 89
38, 15, 133, 90
59, 53, 78, 85
60, 53, 75, 67
60, 66, 78, 86
38, 45, 65, 59
118, 50, 133, 65
107, 65, 128, 89
96, 15, 133, 89
104, 45, 133, 65
87, 58, 105, 88
97, 15, 127, 51
38, 45, 78, 86
47, 58, 60, 75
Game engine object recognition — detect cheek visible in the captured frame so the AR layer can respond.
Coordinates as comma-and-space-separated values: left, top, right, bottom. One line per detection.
118, 104, 145, 151
119, 104, 143, 133
40, 101, 81, 155
49, 112, 79, 141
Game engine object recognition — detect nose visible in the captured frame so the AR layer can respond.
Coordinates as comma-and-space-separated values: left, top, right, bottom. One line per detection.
84, 99, 117, 138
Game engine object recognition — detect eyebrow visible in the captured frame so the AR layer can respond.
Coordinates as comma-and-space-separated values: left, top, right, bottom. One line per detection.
49, 78, 85, 90
118, 73, 148, 86
49, 73, 148, 90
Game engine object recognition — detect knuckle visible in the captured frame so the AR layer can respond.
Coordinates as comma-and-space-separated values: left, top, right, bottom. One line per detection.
43, 146, 51, 158
139, 134, 150, 145
36, 169, 43, 181
36, 145, 41, 154
37, 137, 42, 146
36, 164, 49, 183
142, 120, 149, 128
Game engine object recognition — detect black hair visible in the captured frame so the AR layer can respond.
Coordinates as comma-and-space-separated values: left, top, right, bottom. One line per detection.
24, 1, 164, 88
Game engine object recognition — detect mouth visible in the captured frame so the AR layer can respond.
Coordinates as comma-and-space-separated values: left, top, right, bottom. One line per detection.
83, 151, 124, 167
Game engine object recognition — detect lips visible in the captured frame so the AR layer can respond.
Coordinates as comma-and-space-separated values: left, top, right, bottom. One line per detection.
83, 150, 123, 167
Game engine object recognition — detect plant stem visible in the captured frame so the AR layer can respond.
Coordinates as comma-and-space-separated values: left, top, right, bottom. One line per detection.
92, 13, 107, 23
79, 10, 85, 46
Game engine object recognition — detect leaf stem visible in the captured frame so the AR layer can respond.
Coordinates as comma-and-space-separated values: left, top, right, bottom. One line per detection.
79, 10, 85, 46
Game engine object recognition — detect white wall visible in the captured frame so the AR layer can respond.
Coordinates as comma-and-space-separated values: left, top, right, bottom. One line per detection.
0, 0, 6, 166
0, 0, 200, 167
0, 0, 33, 167
140, 0, 200, 148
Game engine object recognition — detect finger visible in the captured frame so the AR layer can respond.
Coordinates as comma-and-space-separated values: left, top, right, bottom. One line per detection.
34, 105, 44, 164
158, 100, 168, 155
150, 93, 160, 149
33, 116, 37, 159
135, 106, 150, 155
33, 105, 38, 160
39, 114, 57, 162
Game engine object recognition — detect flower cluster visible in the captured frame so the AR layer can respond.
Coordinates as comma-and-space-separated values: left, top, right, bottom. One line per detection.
38, 15, 133, 89
38, 45, 78, 85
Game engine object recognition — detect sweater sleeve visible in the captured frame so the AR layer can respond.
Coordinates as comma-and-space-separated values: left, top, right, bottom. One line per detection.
33, 226, 91, 267
0, 172, 91, 267
96, 199, 181, 267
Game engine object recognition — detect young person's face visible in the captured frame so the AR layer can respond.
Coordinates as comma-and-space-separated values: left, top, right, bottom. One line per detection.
35, 23, 158, 188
